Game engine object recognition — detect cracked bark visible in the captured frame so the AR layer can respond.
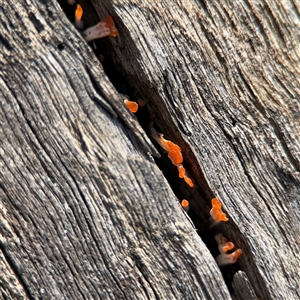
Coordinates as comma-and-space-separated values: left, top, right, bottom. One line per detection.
0, 0, 299, 299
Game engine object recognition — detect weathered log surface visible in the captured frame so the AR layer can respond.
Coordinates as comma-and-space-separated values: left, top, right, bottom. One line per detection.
0, 0, 299, 299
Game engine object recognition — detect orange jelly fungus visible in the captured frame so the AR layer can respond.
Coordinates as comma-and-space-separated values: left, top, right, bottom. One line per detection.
183, 175, 194, 187
75, 4, 84, 29
75, 4, 83, 20
232, 249, 243, 260
168, 150, 183, 166
210, 198, 228, 222
181, 199, 190, 212
104, 15, 119, 37
124, 100, 139, 113
177, 164, 185, 178
83, 15, 119, 42
216, 249, 243, 266
222, 241, 235, 252
215, 234, 242, 266
158, 136, 181, 153
150, 129, 195, 185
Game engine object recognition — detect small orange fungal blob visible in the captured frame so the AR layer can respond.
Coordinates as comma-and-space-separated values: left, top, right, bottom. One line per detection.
158, 136, 181, 153
210, 198, 228, 223
222, 241, 235, 252
103, 15, 119, 37
177, 164, 185, 178
232, 249, 243, 260
149, 128, 195, 186
75, 4, 83, 20
75, 4, 84, 29
181, 199, 190, 212
168, 150, 183, 166
124, 100, 138, 113
215, 234, 242, 266
183, 175, 194, 187
83, 15, 119, 42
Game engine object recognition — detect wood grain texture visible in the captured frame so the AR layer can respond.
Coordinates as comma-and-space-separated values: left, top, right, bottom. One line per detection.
89, 0, 300, 299
0, 0, 233, 299
232, 271, 257, 300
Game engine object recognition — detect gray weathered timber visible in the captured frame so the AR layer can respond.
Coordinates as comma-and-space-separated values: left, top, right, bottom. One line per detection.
88, 0, 299, 299
232, 271, 258, 300
0, 0, 233, 299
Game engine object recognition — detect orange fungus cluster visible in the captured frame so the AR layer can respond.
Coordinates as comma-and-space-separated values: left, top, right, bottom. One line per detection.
75, 4, 84, 29
151, 129, 194, 187
215, 234, 242, 266
210, 198, 229, 223
69, 0, 119, 40
83, 15, 119, 42
124, 100, 139, 113
181, 199, 190, 212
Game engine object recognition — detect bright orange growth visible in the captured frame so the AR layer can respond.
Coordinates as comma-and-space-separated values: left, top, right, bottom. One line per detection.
168, 150, 183, 165
157, 135, 183, 166
231, 249, 243, 260
210, 198, 228, 222
124, 100, 138, 113
75, 4, 83, 20
158, 136, 181, 153
222, 241, 234, 252
83, 15, 119, 42
215, 234, 242, 266
183, 175, 194, 187
150, 129, 195, 185
103, 15, 119, 37
75, 4, 84, 29
181, 199, 190, 212
177, 164, 185, 178
216, 249, 243, 266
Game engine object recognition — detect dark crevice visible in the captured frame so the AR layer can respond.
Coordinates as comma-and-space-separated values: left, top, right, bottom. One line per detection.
92, 41, 244, 298
57, 1, 251, 297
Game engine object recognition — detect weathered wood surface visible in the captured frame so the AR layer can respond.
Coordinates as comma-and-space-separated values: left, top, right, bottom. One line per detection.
0, 0, 299, 299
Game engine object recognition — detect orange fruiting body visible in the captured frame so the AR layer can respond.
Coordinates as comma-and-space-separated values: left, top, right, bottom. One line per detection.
210, 198, 228, 222
215, 233, 242, 266
149, 129, 195, 186
177, 164, 185, 178
83, 15, 119, 42
232, 249, 243, 260
168, 150, 183, 166
181, 199, 190, 212
183, 175, 194, 187
103, 15, 119, 37
124, 100, 138, 113
75, 4, 84, 29
158, 136, 181, 152
222, 241, 234, 252
75, 4, 83, 20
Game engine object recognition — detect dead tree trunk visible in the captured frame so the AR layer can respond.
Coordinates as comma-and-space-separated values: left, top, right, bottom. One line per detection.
0, 0, 299, 299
